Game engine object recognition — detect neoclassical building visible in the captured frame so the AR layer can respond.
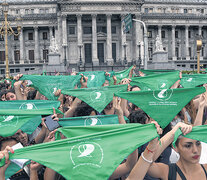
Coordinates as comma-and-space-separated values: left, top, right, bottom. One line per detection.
0, 0, 207, 75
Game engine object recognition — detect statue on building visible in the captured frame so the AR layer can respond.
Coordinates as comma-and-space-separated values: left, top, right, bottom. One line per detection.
155, 35, 164, 52
49, 36, 59, 54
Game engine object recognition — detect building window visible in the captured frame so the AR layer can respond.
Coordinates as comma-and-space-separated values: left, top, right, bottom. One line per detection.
15, 9, 19, 15
43, 49, 48, 62
25, 9, 29, 14
29, 50, 34, 63
14, 50, 20, 63
201, 9, 204, 14
184, 9, 188, 13
43, 32, 48, 40
176, 47, 179, 58
188, 9, 192, 13
149, 8, 153, 13
112, 26, 116, 34
157, 8, 162, 13
10, 69, 14, 73
0, 51, 5, 64
28, 32, 33, 40
39, 9, 44, 14
97, 26, 107, 33
31, 9, 34, 14
189, 47, 192, 58
0, 35, 4, 41
148, 31, 152, 38
83, 27, 92, 34
45, 9, 49, 13
1, 69, 5, 74
188, 31, 191, 38
69, 26, 75, 35
144, 8, 148, 13
161, 31, 165, 38
15, 69, 20, 73
175, 31, 178, 38
14, 35, 19, 41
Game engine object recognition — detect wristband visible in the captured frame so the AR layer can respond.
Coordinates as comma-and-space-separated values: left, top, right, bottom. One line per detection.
146, 146, 154, 153
141, 152, 153, 164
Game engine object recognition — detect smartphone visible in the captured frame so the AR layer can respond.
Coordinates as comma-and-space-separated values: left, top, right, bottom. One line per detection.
44, 115, 60, 131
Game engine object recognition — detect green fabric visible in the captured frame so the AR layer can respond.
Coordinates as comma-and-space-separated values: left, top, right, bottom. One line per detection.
130, 71, 180, 90
0, 100, 62, 115
0, 115, 41, 137
62, 84, 128, 113
59, 114, 128, 127
77, 71, 107, 88
180, 74, 207, 88
173, 125, 207, 148
115, 87, 205, 128
20, 75, 81, 100
0, 123, 158, 180
5, 162, 22, 179
109, 66, 133, 85
139, 69, 178, 76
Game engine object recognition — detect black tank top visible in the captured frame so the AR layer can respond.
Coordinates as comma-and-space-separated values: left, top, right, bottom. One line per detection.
168, 163, 207, 180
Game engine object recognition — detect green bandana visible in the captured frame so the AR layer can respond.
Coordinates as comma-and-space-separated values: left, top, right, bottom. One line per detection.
173, 125, 207, 148
0, 123, 158, 180
77, 71, 107, 88
109, 66, 134, 85
180, 74, 207, 88
61, 84, 128, 113
115, 87, 205, 128
130, 71, 180, 90
20, 75, 81, 100
0, 100, 62, 115
139, 69, 178, 76
58, 114, 129, 127
5, 162, 22, 179
0, 115, 41, 137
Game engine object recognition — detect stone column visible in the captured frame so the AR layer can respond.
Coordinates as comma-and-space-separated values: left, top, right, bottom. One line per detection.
92, 14, 99, 65
158, 25, 162, 39
77, 14, 83, 64
34, 26, 40, 63
49, 26, 53, 40
121, 15, 127, 64
19, 28, 25, 64
62, 14, 68, 63
106, 14, 113, 65
185, 25, 190, 60
172, 25, 176, 60
199, 25, 203, 60
57, 13, 62, 61
135, 14, 142, 64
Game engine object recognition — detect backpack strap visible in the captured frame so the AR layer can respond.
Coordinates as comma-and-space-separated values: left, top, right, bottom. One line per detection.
168, 164, 177, 180
201, 164, 207, 178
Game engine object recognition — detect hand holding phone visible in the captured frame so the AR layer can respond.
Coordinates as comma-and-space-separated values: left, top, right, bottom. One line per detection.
44, 115, 60, 131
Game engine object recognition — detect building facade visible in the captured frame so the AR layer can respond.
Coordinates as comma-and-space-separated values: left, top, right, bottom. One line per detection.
0, 0, 207, 75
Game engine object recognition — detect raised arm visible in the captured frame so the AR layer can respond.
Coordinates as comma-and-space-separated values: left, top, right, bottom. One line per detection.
170, 71, 182, 89
113, 96, 126, 124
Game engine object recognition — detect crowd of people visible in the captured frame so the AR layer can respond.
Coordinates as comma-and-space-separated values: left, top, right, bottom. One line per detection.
0, 66, 207, 180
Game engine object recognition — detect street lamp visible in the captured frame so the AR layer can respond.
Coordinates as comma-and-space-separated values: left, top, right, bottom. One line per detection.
137, 42, 141, 69
0, 1, 21, 78
133, 19, 149, 69
123, 42, 127, 65
78, 44, 83, 66
196, 35, 202, 74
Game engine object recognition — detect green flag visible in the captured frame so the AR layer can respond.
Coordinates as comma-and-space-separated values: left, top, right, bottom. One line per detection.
61, 84, 128, 113
5, 162, 22, 179
109, 66, 134, 85
180, 74, 207, 88
0, 115, 41, 137
130, 71, 180, 91
77, 71, 107, 88
139, 69, 178, 76
0, 100, 62, 115
0, 123, 158, 180
173, 125, 207, 148
115, 87, 205, 128
59, 114, 129, 127
20, 75, 81, 100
